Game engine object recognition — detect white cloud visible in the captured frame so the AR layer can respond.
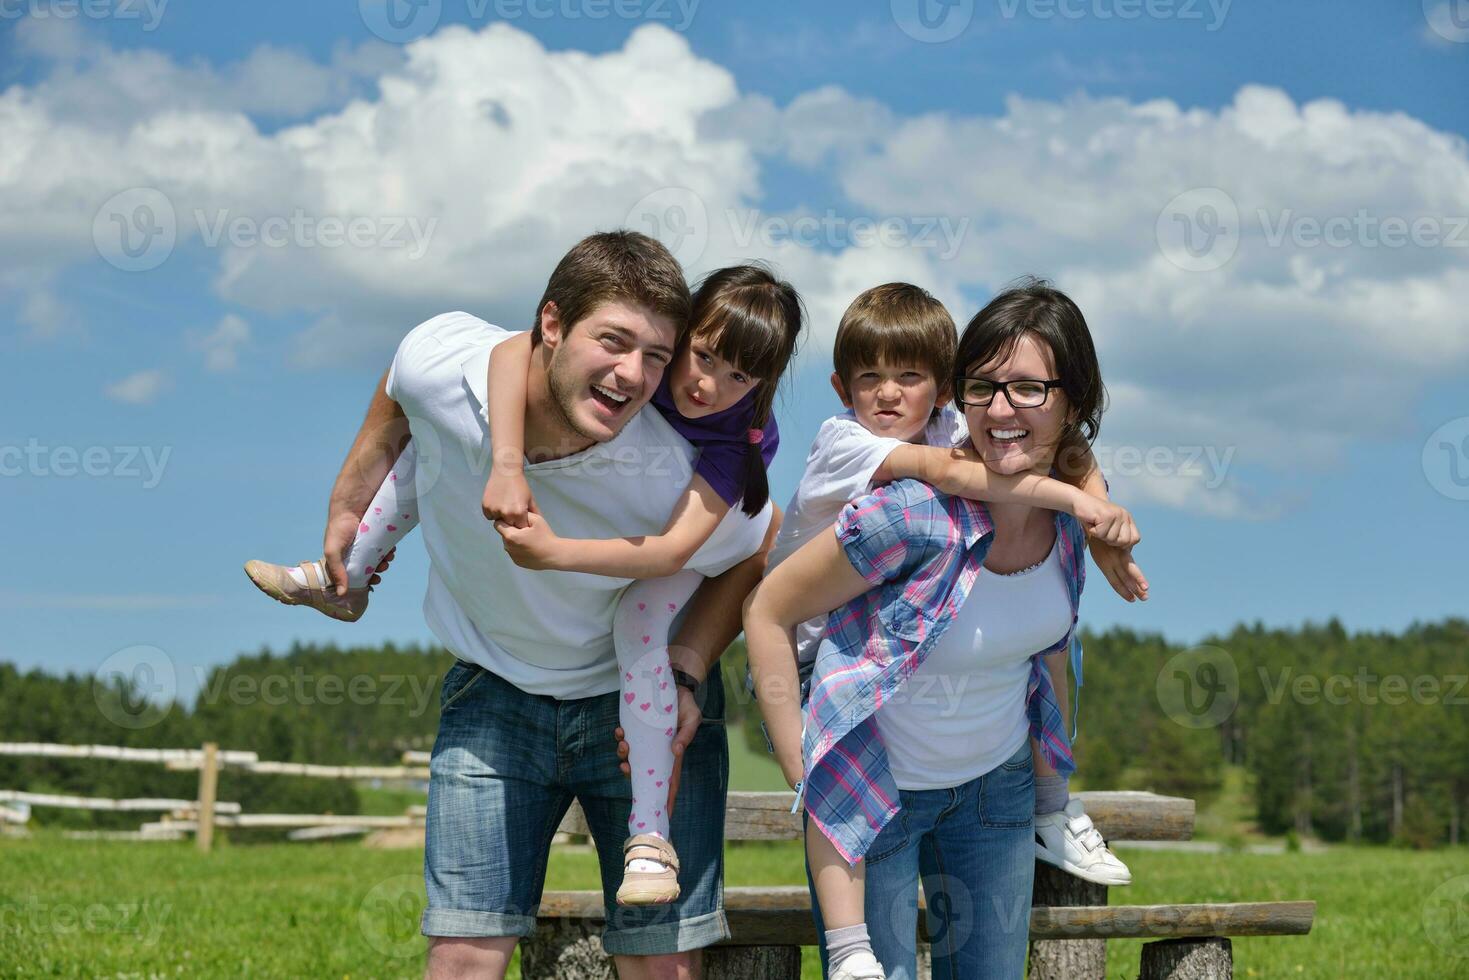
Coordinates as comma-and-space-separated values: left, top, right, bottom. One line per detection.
104, 369, 168, 405
189, 314, 251, 372
2, 20, 1467, 517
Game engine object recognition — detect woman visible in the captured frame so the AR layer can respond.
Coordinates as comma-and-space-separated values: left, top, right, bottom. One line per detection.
745, 278, 1127, 979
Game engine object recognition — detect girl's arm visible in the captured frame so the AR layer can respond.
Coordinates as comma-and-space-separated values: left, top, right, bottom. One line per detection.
482, 332, 536, 527
743, 528, 874, 787
495, 476, 732, 579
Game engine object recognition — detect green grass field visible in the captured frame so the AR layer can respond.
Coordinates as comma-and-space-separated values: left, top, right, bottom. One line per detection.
6, 741, 1469, 978
5, 832, 1469, 978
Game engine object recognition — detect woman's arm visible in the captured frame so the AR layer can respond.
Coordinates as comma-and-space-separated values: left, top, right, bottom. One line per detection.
743, 528, 875, 787
495, 476, 733, 578
482, 332, 536, 527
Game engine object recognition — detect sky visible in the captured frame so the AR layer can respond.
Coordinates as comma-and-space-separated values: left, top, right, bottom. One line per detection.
1, 0, 1465, 703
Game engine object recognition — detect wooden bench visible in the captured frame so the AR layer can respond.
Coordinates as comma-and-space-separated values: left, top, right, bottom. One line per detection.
523, 791, 1314, 979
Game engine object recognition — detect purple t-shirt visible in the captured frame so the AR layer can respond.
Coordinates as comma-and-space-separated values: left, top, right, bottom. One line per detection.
650, 375, 780, 508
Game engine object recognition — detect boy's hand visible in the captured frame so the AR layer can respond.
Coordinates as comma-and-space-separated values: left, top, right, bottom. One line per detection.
1089, 538, 1150, 602
482, 470, 537, 529
494, 511, 565, 570
1072, 495, 1140, 549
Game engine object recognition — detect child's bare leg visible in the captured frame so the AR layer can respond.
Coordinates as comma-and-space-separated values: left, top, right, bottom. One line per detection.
808, 828, 878, 977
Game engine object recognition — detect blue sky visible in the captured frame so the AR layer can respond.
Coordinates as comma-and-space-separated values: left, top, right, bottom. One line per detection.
1, 0, 1465, 702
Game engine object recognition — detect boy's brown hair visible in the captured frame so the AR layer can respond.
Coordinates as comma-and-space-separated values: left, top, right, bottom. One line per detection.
831, 283, 957, 399
531, 230, 691, 343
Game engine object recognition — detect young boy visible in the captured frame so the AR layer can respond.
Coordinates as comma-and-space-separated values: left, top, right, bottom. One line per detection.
764, 283, 1143, 980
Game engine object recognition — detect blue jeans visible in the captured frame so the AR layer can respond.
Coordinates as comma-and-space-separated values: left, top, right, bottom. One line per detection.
808, 741, 1036, 980
421, 660, 731, 955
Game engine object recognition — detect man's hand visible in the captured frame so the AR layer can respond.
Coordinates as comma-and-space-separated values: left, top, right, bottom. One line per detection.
494, 512, 566, 570
324, 512, 395, 596
1072, 495, 1140, 549
1089, 538, 1149, 602
482, 469, 537, 529
616, 686, 701, 813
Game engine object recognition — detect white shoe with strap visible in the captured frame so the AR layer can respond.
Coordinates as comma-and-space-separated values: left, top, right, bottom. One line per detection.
830, 950, 886, 980
1034, 798, 1132, 886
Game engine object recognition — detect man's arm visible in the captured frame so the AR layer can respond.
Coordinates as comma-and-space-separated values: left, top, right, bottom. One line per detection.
323, 367, 410, 595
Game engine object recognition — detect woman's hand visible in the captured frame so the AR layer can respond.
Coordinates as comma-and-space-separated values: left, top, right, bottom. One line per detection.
1072, 495, 1140, 549
494, 512, 566, 570
1088, 538, 1150, 602
482, 469, 537, 529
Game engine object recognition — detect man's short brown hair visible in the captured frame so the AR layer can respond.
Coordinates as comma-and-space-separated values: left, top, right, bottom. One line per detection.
832, 283, 957, 397
531, 230, 691, 343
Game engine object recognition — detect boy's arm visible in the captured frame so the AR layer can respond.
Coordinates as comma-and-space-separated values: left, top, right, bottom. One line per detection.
495, 477, 731, 578
482, 332, 535, 527
1053, 437, 1151, 602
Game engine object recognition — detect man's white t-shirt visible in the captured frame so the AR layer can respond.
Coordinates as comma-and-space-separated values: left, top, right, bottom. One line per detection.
385, 312, 772, 699
767, 406, 969, 682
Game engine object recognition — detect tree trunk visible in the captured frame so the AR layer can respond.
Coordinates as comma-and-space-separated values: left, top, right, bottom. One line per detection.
1139, 937, 1233, 980
1391, 763, 1405, 840
1346, 726, 1362, 844
1027, 862, 1106, 980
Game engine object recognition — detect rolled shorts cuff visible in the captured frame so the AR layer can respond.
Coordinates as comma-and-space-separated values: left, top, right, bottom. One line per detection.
420, 906, 537, 939
601, 908, 730, 957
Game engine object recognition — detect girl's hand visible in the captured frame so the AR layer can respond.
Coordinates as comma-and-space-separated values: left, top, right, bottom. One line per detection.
483, 469, 537, 529
1088, 538, 1150, 602
1073, 495, 1140, 549
494, 512, 565, 570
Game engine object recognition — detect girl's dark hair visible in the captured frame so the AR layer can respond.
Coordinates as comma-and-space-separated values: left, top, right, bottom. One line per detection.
689, 263, 804, 516
955, 276, 1106, 450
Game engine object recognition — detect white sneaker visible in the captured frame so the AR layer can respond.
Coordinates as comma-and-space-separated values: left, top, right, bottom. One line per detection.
1034, 798, 1132, 886
830, 950, 886, 980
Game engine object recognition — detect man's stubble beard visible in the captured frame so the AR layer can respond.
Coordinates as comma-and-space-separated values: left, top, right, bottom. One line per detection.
544, 344, 608, 447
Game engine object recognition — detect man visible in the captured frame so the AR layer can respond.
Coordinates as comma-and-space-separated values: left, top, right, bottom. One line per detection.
322, 231, 776, 979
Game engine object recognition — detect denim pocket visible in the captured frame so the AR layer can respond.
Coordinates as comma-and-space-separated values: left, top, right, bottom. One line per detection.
440, 660, 486, 712
866, 805, 912, 864
978, 745, 1034, 828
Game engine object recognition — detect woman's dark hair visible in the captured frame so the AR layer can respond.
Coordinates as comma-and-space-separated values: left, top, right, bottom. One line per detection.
955, 277, 1106, 451
689, 263, 805, 516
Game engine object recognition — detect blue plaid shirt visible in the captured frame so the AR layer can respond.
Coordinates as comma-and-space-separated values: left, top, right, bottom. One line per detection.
802, 478, 1086, 864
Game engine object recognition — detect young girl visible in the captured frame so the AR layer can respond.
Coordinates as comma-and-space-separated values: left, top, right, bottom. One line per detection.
245, 264, 804, 906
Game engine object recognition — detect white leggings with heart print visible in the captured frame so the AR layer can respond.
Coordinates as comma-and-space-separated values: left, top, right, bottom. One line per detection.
344, 440, 694, 841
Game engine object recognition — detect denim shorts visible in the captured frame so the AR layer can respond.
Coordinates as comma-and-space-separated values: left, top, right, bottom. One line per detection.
807, 740, 1036, 980
420, 660, 731, 955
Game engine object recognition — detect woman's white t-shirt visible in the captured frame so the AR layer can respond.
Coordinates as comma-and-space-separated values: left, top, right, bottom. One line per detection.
875, 534, 1071, 790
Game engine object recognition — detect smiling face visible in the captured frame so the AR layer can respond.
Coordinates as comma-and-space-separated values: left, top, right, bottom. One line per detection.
667, 333, 760, 419
540, 300, 679, 445
832, 360, 943, 443
962, 333, 1074, 477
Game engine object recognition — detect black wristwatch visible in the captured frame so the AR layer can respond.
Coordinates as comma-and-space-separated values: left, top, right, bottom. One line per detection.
671, 668, 701, 693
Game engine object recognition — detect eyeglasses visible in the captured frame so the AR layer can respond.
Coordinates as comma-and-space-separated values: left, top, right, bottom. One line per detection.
954, 377, 1063, 409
